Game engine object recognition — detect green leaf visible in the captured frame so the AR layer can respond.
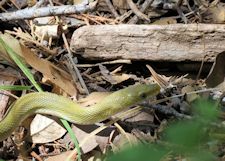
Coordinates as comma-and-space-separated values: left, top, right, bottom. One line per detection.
188, 151, 216, 161
192, 99, 219, 121
0, 85, 32, 91
0, 35, 82, 161
163, 121, 205, 153
0, 36, 42, 92
106, 144, 169, 161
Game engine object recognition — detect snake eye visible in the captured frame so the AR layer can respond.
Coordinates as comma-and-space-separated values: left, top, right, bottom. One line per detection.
139, 93, 147, 99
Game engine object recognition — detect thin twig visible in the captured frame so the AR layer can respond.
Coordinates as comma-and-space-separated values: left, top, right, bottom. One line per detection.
117, 10, 133, 23
139, 87, 220, 119
128, 0, 154, 24
176, 0, 188, 23
0, 0, 7, 7
76, 59, 131, 67
141, 102, 191, 119
126, 0, 149, 22
196, 34, 206, 81
62, 33, 89, 94
6, 29, 57, 55
105, 0, 119, 18
0, 2, 97, 21
33, 0, 47, 8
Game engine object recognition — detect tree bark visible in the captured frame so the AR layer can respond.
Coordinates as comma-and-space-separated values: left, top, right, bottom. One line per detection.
70, 24, 225, 62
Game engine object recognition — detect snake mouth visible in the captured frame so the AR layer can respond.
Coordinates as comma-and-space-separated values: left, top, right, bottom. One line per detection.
147, 83, 161, 97
137, 83, 160, 101
153, 84, 161, 94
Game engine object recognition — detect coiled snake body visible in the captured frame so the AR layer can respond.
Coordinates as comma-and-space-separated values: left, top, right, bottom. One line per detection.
0, 84, 160, 141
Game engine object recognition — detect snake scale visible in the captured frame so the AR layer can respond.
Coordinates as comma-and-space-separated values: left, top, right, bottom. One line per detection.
0, 84, 160, 141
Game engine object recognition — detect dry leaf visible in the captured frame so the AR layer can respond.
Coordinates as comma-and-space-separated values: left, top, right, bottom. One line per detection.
86, 150, 102, 161
146, 64, 169, 88
0, 33, 77, 96
112, 0, 129, 9
131, 129, 156, 142
111, 74, 131, 84
99, 64, 117, 84
0, 34, 76, 144
99, 64, 131, 84
34, 24, 59, 40
21, 45, 77, 95
0, 66, 20, 118
71, 125, 99, 154
0, 33, 25, 58
123, 110, 154, 123
152, 17, 177, 25
206, 51, 225, 88
112, 133, 138, 152
10, 0, 28, 8
33, 17, 60, 40
0, 34, 22, 64
181, 85, 199, 103
30, 114, 66, 143
45, 150, 76, 161
0, 66, 20, 83
202, 3, 225, 23
73, 0, 87, 5
62, 124, 113, 154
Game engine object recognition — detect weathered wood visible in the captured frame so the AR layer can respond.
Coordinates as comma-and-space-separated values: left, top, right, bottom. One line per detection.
70, 24, 225, 62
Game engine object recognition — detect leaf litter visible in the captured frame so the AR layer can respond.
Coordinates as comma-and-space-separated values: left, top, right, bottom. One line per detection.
0, 0, 225, 160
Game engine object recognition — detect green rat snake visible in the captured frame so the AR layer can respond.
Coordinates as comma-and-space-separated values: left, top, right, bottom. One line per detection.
0, 84, 160, 141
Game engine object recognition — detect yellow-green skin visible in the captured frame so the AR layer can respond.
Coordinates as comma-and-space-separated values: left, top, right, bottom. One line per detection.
0, 84, 160, 141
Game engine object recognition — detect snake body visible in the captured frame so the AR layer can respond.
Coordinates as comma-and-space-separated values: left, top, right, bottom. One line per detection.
0, 84, 160, 141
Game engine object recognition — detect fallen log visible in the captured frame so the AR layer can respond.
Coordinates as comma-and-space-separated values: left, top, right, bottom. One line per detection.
70, 24, 225, 62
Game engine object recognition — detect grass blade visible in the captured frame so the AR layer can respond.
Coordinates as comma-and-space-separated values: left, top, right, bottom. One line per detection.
0, 36, 81, 161
0, 85, 32, 91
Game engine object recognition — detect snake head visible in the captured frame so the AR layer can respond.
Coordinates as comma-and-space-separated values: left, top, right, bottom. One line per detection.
77, 83, 161, 124
122, 83, 160, 106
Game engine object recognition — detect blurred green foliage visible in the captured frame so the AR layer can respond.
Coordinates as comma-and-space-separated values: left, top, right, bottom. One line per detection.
106, 144, 168, 161
106, 99, 224, 161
